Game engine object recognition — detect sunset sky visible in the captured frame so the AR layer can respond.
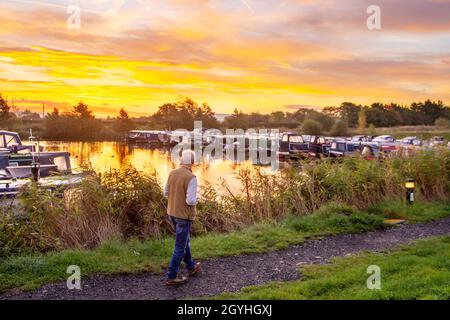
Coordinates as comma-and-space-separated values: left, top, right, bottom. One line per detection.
1, 0, 450, 117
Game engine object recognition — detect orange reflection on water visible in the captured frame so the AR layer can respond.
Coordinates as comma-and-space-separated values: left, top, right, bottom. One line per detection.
41, 141, 254, 191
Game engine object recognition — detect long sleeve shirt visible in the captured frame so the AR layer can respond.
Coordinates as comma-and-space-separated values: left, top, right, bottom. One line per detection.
164, 176, 198, 206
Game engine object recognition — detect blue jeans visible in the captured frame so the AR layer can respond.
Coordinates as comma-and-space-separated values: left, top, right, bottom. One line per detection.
167, 217, 196, 280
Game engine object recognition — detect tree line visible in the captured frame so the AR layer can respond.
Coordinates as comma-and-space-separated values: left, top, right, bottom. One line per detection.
1, 93, 450, 140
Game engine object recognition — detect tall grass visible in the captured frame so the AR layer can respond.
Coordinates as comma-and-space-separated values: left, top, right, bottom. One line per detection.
1, 149, 449, 257
0, 167, 167, 256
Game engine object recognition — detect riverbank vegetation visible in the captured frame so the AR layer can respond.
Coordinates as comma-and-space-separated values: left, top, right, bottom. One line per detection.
215, 236, 450, 300
1, 148, 449, 259
1, 93, 450, 140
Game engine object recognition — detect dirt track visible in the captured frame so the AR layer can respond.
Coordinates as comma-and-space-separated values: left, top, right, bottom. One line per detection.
2, 217, 450, 300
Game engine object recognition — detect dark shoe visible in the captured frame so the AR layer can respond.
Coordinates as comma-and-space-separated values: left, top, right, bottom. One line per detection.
165, 275, 187, 286
188, 262, 202, 277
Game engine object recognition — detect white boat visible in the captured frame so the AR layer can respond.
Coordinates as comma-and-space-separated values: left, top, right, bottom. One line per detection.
0, 130, 83, 198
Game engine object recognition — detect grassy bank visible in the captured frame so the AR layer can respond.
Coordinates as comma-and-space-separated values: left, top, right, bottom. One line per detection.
215, 235, 450, 300
348, 125, 450, 140
1, 201, 449, 293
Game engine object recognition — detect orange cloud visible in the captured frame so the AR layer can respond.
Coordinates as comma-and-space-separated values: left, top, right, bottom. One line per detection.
0, 0, 449, 117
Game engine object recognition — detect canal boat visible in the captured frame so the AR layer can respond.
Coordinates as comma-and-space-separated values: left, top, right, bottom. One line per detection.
308, 136, 333, 158
430, 136, 445, 146
0, 130, 83, 198
127, 130, 170, 145
351, 135, 373, 142
278, 132, 309, 160
372, 135, 396, 144
398, 136, 422, 146
328, 140, 361, 158
0, 130, 42, 153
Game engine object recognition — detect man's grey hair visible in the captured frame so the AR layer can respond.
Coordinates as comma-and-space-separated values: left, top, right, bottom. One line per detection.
181, 149, 196, 165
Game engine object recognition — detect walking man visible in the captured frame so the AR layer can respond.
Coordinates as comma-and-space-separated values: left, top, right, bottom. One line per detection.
164, 149, 201, 285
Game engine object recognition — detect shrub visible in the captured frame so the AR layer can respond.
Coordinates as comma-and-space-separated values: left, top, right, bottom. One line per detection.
435, 117, 450, 129
368, 123, 377, 136
330, 119, 349, 136
302, 119, 323, 135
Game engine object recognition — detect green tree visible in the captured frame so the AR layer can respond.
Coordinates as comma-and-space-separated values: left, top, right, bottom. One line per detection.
151, 98, 219, 130
44, 103, 102, 139
368, 123, 377, 136
270, 111, 285, 123
411, 100, 447, 124
0, 94, 11, 124
322, 106, 341, 117
330, 119, 349, 136
291, 108, 335, 131
340, 102, 361, 127
44, 108, 65, 138
72, 102, 94, 119
249, 112, 269, 127
114, 108, 134, 134
197, 102, 220, 128
70, 102, 101, 138
306, 111, 335, 131
224, 108, 250, 129
357, 108, 367, 134
301, 119, 322, 135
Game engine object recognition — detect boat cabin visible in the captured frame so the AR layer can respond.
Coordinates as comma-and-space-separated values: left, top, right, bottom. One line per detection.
278, 133, 309, 159
0, 151, 72, 179
127, 130, 169, 145
308, 136, 332, 158
329, 141, 360, 157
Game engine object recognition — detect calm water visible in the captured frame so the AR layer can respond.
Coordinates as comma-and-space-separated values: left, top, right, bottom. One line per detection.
41, 141, 258, 192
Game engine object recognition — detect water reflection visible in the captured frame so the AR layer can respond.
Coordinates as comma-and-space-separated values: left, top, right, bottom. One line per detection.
41, 141, 255, 192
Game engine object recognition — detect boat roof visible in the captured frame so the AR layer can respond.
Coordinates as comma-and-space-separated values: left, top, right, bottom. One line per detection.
0, 130, 22, 137
0, 130, 22, 145
129, 130, 167, 134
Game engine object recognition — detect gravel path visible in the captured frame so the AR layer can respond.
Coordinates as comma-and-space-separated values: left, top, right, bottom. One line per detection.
2, 217, 450, 300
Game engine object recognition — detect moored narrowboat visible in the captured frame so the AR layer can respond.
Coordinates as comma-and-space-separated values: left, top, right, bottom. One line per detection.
127, 130, 170, 145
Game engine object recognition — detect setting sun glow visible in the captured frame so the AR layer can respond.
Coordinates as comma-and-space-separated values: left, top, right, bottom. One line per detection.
1, 0, 449, 116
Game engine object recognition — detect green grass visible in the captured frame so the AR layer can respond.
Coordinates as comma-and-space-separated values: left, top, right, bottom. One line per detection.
215, 236, 450, 300
0, 201, 448, 294
367, 200, 450, 222
359, 126, 450, 140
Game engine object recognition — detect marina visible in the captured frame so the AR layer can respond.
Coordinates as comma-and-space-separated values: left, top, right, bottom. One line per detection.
0, 129, 448, 199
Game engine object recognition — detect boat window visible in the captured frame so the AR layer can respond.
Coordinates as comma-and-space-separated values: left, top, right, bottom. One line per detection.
289, 135, 303, 143
0, 134, 20, 148
337, 143, 346, 151
302, 135, 311, 142
282, 135, 289, 142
